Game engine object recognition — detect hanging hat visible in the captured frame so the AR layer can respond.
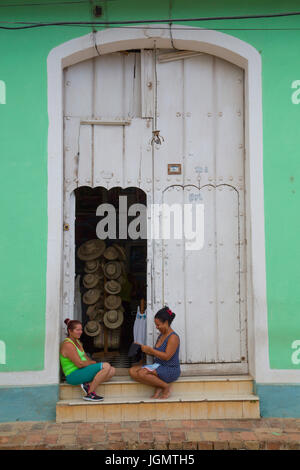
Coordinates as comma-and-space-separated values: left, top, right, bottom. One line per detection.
104, 246, 119, 261
83, 273, 101, 289
104, 280, 121, 295
77, 239, 106, 261
84, 259, 100, 274
87, 302, 104, 321
103, 261, 122, 279
103, 310, 124, 329
112, 244, 126, 261
82, 288, 101, 305
84, 320, 101, 337
104, 294, 122, 310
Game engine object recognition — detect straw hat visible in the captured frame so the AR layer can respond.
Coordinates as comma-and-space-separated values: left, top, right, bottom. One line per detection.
84, 259, 100, 274
113, 244, 126, 261
104, 294, 122, 310
86, 302, 104, 321
84, 320, 101, 337
104, 279, 121, 295
77, 239, 106, 261
83, 273, 101, 289
103, 261, 122, 279
104, 246, 119, 261
82, 288, 101, 305
103, 309, 124, 329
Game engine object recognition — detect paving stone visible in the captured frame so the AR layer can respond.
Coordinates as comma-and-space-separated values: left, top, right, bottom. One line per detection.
197, 441, 213, 450
139, 432, 154, 442
214, 442, 229, 450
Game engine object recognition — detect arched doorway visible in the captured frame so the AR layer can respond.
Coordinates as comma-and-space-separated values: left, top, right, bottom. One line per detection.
62, 46, 248, 374
46, 26, 266, 383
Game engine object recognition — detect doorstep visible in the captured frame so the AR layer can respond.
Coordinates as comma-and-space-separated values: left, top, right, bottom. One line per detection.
56, 375, 260, 422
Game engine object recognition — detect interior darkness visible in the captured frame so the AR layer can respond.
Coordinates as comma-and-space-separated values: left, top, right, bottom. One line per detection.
75, 186, 147, 368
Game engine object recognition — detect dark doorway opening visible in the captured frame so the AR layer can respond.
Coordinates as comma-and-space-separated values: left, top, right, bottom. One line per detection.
74, 186, 147, 370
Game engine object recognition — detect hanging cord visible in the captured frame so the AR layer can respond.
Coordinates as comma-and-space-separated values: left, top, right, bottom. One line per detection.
89, 0, 101, 56
168, 0, 180, 51
93, 29, 101, 56
151, 43, 164, 146
169, 22, 180, 51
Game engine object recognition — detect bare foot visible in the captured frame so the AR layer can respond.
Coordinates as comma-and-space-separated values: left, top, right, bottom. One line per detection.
158, 387, 171, 399
151, 388, 163, 399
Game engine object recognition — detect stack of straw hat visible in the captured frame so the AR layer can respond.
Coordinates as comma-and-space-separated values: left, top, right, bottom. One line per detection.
77, 239, 126, 350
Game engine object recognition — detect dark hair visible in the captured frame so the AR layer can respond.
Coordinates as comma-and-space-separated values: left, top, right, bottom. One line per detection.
154, 306, 176, 325
64, 318, 82, 336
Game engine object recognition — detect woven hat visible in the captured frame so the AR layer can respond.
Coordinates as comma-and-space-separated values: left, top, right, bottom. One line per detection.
84, 259, 100, 274
83, 273, 100, 289
87, 302, 104, 321
104, 294, 122, 310
103, 261, 122, 279
82, 288, 101, 305
77, 239, 106, 261
104, 246, 119, 261
84, 320, 101, 337
113, 244, 126, 261
103, 309, 124, 329
104, 280, 121, 295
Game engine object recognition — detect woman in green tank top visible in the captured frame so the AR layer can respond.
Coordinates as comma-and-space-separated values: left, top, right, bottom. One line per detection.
60, 319, 115, 402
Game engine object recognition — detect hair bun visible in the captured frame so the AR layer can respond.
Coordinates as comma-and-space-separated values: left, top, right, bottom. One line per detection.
64, 318, 70, 326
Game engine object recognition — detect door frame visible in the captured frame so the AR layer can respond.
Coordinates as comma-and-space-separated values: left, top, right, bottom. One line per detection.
41, 25, 268, 387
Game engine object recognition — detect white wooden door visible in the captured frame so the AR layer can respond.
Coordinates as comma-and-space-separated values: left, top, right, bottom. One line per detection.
63, 50, 248, 373
153, 51, 247, 373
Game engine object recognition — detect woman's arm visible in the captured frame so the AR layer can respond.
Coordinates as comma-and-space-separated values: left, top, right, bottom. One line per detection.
61, 343, 95, 368
140, 335, 179, 361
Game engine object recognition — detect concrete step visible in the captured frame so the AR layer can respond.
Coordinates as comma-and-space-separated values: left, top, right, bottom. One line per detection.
59, 375, 255, 400
56, 375, 260, 422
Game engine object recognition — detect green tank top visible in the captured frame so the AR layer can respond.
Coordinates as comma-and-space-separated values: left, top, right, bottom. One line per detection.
60, 338, 87, 377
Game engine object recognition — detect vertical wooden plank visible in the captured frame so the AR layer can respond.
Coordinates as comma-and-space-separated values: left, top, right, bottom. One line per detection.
162, 186, 186, 362
141, 49, 154, 118
215, 57, 244, 181
64, 117, 80, 189
215, 187, 241, 361
214, 57, 245, 362
78, 124, 92, 187
93, 125, 124, 189
64, 61, 93, 118
94, 53, 124, 119
155, 59, 184, 187
183, 55, 215, 186
184, 185, 218, 363
124, 52, 142, 119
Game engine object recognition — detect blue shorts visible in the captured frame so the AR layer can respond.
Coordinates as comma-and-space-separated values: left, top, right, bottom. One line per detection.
65, 363, 103, 385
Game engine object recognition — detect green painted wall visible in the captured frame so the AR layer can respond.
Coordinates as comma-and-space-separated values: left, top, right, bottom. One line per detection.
0, 0, 300, 372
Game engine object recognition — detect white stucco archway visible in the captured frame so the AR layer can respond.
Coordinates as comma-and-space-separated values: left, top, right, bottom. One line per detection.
1, 25, 275, 387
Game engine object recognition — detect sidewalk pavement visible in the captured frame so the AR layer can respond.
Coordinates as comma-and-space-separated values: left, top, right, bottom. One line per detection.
1, 418, 300, 450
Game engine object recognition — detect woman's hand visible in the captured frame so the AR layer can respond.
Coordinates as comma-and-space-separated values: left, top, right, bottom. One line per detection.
135, 343, 153, 355
141, 345, 153, 355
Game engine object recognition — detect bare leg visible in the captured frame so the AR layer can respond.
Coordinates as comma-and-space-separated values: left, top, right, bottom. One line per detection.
88, 362, 114, 394
129, 365, 142, 381
151, 388, 163, 399
135, 369, 170, 397
130, 366, 165, 398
